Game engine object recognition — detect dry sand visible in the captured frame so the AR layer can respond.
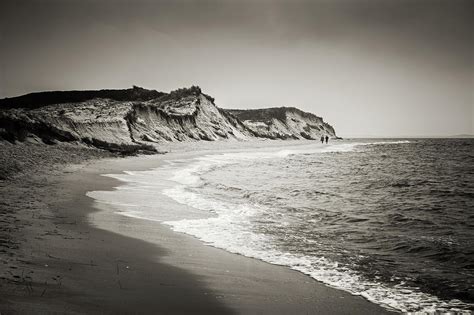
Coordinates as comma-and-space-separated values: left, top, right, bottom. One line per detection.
0, 141, 396, 314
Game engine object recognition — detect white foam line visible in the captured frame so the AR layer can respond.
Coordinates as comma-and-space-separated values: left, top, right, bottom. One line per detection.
163, 202, 472, 313
160, 140, 473, 314
89, 140, 471, 313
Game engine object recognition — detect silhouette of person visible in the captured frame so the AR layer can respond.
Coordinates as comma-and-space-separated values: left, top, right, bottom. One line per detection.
320, 135, 324, 144
325, 135, 329, 144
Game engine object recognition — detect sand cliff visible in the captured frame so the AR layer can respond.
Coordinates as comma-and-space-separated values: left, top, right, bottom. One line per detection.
0, 86, 337, 153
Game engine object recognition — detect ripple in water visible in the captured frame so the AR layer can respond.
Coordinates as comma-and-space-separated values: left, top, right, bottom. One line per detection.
162, 139, 474, 313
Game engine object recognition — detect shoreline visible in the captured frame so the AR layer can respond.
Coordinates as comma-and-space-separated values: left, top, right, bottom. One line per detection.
0, 141, 395, 314
1, 154, 234, 314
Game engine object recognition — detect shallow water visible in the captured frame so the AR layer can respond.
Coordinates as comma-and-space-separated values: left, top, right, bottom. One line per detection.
89, 139, 474, 313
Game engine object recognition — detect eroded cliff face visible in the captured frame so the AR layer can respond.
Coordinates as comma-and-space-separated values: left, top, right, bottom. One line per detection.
227, 107, 336, 140
0, 99, 148, 153
128, 93, 252, 142
0, 86, 337, 154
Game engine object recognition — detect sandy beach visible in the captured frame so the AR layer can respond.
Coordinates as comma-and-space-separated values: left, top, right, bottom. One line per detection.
0, 142, 395, 314
2, 0, 472, 312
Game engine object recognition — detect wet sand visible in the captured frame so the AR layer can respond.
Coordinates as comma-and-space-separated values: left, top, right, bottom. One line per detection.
0, 142, 396, 314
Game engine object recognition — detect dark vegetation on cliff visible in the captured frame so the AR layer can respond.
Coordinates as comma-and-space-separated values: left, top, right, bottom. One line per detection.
229, 107, 314, 122
228, 107, 337, 140
0, 86, 337, 153
0, 86, 165, 110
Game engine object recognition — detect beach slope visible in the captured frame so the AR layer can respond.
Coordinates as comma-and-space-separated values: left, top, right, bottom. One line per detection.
0, 145, 394, 314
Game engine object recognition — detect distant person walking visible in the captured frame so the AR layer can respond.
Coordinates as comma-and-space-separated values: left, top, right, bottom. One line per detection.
320, 135, 324, 144
325, 135, 329, 144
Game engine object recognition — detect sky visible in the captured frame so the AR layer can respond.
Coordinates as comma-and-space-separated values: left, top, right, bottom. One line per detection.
1, 0, 472, 137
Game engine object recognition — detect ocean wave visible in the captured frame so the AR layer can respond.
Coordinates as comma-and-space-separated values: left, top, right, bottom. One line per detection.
160, 140, 472, 314
163, 198, 471, 313
90, 139, 473, 314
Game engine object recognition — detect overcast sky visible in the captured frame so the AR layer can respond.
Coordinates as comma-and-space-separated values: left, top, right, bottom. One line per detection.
1, 0, 472, 137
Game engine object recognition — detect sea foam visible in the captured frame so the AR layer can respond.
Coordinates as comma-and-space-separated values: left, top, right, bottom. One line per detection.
88, 140, 473, 314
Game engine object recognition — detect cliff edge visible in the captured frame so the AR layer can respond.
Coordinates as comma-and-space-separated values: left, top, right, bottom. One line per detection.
0, 86, 337, 154
227, 107, 336, 140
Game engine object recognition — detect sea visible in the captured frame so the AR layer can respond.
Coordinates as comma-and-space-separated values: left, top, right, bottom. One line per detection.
88, 139, 474, 313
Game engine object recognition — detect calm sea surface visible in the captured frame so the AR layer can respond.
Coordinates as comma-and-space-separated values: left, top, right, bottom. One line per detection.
90, 139, 474, 313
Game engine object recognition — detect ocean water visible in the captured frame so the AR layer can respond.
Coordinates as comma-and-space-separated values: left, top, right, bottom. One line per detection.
89, 139, 474, 313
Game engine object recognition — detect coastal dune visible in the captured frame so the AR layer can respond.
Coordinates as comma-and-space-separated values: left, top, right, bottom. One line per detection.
0, 86, 338, 155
